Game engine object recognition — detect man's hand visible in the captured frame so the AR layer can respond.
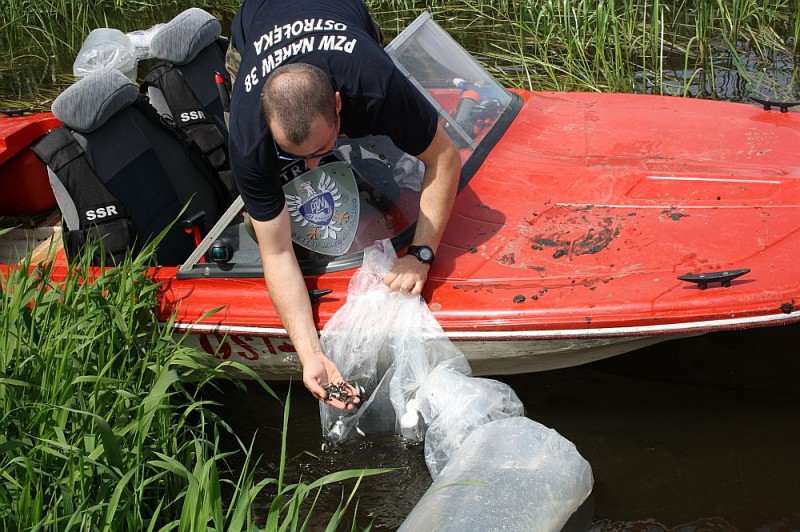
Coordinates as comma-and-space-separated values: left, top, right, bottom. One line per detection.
384, 254, 430, 295
302, 353, 361, 411
251, 210, 361, 411
383, 124, 459, 297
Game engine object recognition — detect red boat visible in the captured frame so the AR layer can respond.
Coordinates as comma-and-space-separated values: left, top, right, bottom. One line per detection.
0, 110, 60, 216
3, 12, 800, 378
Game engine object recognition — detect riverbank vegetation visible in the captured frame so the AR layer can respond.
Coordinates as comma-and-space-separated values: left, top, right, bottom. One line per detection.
1, 0, 797, 108
0, 239, 387, 529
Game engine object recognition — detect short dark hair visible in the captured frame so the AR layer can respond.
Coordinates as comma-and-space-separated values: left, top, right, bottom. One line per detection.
260, 63, 336, 145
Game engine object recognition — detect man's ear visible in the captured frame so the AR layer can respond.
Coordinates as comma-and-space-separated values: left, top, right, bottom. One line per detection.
335, 92, 342, 113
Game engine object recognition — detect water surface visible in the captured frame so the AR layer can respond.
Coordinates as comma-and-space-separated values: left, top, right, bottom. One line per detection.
214, 323, 800, 530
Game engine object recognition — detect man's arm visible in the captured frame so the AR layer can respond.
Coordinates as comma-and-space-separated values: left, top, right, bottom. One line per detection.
384, 124, 461, 295
250, 206, 358, 409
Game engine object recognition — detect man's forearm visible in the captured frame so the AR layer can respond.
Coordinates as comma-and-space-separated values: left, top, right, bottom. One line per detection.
251, 209, 323, 365
383, 126, 460, 295
251, 211, 351, 405
262, 251, 323, 365
413, 125, 461, 251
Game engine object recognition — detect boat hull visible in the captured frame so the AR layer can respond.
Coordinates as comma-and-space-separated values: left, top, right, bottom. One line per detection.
177, 325, 682, 378
6, 90, 800, 380
175, 306, 800, 379
0, 111, 60, 215
158, 91, 800, 381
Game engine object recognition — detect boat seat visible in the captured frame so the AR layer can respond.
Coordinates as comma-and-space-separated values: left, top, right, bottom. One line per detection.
45, 67, 229, 266
147, 7, 229, 139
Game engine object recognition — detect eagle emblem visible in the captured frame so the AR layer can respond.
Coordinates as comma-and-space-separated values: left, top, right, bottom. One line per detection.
283, 162, 360, 255
286, 172, 342, 239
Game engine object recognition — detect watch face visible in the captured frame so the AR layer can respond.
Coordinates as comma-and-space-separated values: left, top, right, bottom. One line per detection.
410, 245, 434, 264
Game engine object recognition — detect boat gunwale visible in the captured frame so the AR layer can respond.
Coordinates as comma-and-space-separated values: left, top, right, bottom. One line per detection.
168, 308, 800, 340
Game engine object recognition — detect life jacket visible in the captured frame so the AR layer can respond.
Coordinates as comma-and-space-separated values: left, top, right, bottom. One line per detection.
31, 126, 137, 265
141, 7, 236, 198
33, 67, 231, 266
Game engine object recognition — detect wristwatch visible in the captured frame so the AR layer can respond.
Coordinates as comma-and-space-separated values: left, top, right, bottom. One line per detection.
407, 245, 435, 265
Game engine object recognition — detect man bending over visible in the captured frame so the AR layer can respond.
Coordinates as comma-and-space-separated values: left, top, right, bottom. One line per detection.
228, 0, 460, 409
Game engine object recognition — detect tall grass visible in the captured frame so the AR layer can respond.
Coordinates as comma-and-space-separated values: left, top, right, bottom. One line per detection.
456, 0, 797, 98
1, 0, 797, 107
370, 0, 798, 99
0, 0, 236, 57
0, 238, 388, 529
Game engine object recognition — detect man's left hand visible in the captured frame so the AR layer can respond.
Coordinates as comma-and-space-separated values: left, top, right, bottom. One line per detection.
384, 254, 430, 295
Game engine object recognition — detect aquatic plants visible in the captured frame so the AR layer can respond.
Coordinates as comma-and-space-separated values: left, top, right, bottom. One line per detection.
0, 0, 234, 57
1, 239, 225, 528
1, 0, 797, 108
423, 0, 798, 99
0, 238, 387, 529
0, 1, 238, 108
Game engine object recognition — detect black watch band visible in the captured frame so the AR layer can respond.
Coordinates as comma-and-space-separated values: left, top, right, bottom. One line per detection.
407, 245, 435, 265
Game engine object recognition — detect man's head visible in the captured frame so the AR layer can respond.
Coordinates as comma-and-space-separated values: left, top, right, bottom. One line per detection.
261, 63, 341, 166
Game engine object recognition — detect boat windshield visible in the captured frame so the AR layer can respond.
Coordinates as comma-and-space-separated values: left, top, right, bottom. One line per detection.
177, 12, 515, 278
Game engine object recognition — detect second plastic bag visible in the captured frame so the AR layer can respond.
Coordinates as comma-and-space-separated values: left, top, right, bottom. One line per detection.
398, 417, 594, 532
319, 239, 471, 444
73, 28, 138, 80
319, 239, 524, 476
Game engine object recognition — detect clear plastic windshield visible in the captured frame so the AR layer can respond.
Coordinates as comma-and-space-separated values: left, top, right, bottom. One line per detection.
385, 11, 513, 153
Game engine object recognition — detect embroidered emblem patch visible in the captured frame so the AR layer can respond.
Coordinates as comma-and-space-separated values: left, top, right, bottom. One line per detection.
283, 161, 360, 256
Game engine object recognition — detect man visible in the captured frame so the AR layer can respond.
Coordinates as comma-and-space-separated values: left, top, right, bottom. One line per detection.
228, 0, 460, 409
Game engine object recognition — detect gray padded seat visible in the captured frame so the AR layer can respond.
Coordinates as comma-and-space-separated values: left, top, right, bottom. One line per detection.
52, 69, 139, 134
148, 8, 229, 137
50, 67, 228, 265
149, 7, 222, 65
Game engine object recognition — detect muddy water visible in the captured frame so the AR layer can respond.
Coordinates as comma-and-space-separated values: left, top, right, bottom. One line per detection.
214, 322, 800, 531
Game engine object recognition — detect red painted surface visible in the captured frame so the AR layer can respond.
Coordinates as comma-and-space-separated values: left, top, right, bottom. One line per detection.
0, 112, 61, 215
9, 93, 800, 340
154, 92, 800, 336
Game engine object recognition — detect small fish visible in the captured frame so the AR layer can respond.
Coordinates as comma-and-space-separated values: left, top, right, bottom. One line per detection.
323, 381, 366, 410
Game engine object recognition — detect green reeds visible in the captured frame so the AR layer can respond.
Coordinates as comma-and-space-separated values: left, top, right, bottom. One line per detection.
0, 237, 386, 529
264, 389, 391, 531
0, 238, 244, 528
0, 0, 240, 50
1, 0, 797, 107
0, 1, 238, 81
428, 0, 797, 98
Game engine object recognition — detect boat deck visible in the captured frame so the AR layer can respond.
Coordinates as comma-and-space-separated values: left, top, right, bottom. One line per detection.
0, 210, 62, 264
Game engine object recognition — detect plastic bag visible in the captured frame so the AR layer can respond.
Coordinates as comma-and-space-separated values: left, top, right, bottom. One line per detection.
415, 365, 525, 477
73, 28, 138, 80
319, 239, 471, 444
126, 24, 166, 60
319, 239, 524, 472
398, 417, 594, 532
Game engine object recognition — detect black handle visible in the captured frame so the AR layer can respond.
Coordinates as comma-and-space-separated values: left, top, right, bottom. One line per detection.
677, 268, 750, 290
309, 288, 332, 304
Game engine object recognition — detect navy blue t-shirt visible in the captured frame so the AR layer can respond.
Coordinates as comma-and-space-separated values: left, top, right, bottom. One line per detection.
228, 0, 438, 221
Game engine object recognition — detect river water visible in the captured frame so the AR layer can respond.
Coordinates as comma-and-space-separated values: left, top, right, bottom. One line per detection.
213, 322, 800, 531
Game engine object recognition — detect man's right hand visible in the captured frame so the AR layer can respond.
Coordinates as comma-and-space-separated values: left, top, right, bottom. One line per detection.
302, 352, 361, 411
251, 209, 360, 412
